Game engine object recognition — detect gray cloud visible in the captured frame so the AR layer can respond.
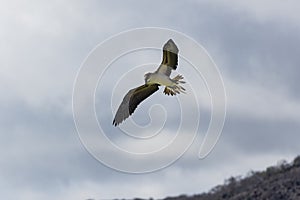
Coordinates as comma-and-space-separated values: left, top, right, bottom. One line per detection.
1, 0, 300, 199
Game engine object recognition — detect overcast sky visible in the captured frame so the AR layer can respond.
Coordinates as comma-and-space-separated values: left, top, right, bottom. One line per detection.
1, 0, 300, 199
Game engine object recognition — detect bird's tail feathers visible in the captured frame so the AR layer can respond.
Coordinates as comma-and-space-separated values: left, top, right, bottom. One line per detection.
173, 74, 186, 84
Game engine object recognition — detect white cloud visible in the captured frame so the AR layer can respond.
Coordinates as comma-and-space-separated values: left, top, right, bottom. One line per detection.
225, 77, 300, 122
0, 0, 127, 111
209, 0, 300, 25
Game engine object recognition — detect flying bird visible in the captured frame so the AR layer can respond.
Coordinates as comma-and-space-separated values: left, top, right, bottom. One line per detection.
113, 39, 186, 126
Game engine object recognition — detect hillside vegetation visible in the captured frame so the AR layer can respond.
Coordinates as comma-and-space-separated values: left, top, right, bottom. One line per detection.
128, 156, 300, 200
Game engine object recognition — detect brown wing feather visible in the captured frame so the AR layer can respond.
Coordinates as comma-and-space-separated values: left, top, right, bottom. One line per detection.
112, 84, 159, 126
163, 50, 178, 70
157, 39, 179, 76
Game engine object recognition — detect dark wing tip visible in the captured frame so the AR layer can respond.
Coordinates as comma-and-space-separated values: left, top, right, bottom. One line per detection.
113, 115, 127, 126
167, 39, 174, 43
163, 39, 178, 53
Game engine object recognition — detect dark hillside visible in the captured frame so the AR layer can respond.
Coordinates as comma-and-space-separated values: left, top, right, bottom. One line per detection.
162, 156, 300, 200
119, 156, 300, 200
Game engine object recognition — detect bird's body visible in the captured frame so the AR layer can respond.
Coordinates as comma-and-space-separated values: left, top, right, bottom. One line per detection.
145, 70, 175, 86
113, 39, 185, 126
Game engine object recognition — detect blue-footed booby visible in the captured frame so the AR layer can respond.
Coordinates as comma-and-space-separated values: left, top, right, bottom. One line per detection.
113, 39, 185, 126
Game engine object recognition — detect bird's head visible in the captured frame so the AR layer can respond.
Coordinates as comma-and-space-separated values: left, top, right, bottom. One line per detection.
144, 72, 152, 84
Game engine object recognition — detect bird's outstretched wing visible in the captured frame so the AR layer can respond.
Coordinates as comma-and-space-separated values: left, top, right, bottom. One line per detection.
113, 84, 159, 126
156, 39, 179, 77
